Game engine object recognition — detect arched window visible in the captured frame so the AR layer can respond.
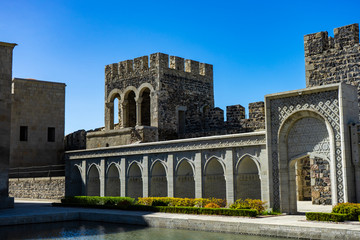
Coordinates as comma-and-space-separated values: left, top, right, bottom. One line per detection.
125, 91, 136, 127
140, 88, 151, 126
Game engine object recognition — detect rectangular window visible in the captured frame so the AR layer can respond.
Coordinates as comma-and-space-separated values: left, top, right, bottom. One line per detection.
20, 126, 28, 141
178, 110, 186, 135
48, 127, 55, 142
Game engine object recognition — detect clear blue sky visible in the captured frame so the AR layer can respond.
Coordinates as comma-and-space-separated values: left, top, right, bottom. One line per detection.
1, 0, 359, 134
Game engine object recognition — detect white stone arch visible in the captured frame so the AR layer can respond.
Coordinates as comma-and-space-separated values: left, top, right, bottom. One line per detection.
235, 154, 262, 200
107, 88, 122, 103
126, 160, 143, 199
149, 159, 168, 197
235, 154, 261, 178
69, 164, 83, 196
289, 152, 330, 164
106, 162, 121, 176
74, 163, 83, 176
105, 162, 121, 197
126, 161, 143, 177
203, 156, 226, 199
121, 86, 139, 100
87, 163, 101, 176
138, 83, 155, 96
87, 163, 101, 196
174, 157, 195, 198
175, 157, 195, 175
278, 109, 336, 214
203, 155, 226, 174
150, 159, 168, 176
105, 88, 122, 130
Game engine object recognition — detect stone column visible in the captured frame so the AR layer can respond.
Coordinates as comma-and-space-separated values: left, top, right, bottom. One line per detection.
167, 154, 174, 197
225, 149, 235, 205
0, 42, 16, 208
120, 158, 126, 197
81, 160, 87, 195
100, 159, 105, 197
105, 102, 114, 130
194, 152, 203, 198
136, 97, 143, 127
142, 155, 149, 197
120, 100, 128, 128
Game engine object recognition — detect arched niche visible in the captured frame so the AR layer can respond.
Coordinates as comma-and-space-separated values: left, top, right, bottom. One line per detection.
236, 155, 261, 200
174, 159, 195, 198
127, 163, 143, 199
278, 111, 335, 214
69, 165, 82, 196
150, 161, 168, 197
87, 164, 100, 196
203, 158, 226, 199
105, 164, 120, 196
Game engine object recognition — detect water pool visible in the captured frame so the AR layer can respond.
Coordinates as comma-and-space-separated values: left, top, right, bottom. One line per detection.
0, 221, 285, 240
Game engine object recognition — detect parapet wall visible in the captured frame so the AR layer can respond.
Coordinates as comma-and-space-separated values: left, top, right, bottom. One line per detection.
304, 23, 360, 106
105, 53, 213, 81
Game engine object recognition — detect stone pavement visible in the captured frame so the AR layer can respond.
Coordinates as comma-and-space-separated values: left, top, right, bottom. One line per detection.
0, 200, 358, 239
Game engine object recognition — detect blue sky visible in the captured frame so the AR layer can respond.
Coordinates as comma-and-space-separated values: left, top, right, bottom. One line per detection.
1, 0, 359, 134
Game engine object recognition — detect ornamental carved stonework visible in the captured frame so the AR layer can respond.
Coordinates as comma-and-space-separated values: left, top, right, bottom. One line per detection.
270, 90, 343, 209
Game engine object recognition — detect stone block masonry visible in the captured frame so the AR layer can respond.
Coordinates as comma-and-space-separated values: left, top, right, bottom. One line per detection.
10, 78, 66, 168
305, 23, 360, 107
9, 177, 65, 200
0, 41, 16, 208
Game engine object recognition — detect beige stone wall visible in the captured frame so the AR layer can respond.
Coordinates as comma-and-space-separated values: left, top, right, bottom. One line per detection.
86, 126, 158, 149
9, 177, 65, 199
0, 42, 16, 208
10, 78, 65, 168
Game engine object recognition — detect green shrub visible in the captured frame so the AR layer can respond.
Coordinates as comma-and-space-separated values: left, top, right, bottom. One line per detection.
151, 199, 169, 206
230, 199, 266, 214
332, 203, 360, 221
155, 206, 257, 217
137, 197, 226, 208
61, 196, 135, 206
306, 212, 348, 222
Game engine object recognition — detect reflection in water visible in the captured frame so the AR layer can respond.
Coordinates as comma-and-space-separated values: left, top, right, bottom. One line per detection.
0, 221, 282, 240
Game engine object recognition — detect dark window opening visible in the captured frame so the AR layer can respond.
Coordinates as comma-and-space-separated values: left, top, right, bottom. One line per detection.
20, 126, 28, 141
178, 110, 186, 135
48, 127, 55, 142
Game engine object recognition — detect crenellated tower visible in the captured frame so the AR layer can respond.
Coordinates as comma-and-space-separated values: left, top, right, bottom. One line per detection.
304, 23, 360, 105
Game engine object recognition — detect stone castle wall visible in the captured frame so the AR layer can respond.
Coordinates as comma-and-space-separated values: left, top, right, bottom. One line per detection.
0, 42, 16, 208
10, 78, 66, 168
305, 23, 360, 106
9, 177, 65, 199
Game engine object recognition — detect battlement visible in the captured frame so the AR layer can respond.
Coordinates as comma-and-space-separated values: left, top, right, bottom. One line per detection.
105, 53, 213, 80
304, 23, 359, 57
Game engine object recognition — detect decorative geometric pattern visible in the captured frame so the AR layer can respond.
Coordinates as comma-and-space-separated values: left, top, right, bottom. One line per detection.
270, 90, 343, 209
67, 133, 266, 160
287, 117, 330, 159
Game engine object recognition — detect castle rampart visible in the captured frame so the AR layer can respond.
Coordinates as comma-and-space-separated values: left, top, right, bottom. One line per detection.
304, 23, 360, 107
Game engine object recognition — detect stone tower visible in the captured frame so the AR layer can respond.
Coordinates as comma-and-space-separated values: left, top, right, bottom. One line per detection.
0, 41, 16, 208
304, 23, 360, 104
